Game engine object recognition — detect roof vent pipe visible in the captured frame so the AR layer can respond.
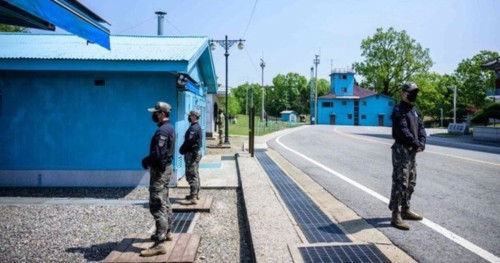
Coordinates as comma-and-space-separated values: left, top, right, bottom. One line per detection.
155, 11, 166, 36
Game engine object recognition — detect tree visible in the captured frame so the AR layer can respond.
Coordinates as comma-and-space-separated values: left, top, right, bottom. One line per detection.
219, 96, 241, 117
232, 83, 263, 115
0, 24, 28, 32
316, 78, 330, 97
411, 73, 457, 124
454, 50, 499, 109
272, 73, 308, 114
353, 27, 433, 97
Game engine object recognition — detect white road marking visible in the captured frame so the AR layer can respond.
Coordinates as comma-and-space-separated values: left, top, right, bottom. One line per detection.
275, 131, 500, 263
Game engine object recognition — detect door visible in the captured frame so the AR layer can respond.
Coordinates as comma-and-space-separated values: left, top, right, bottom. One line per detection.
378, 114, 384, 126
330, 115, 336, 125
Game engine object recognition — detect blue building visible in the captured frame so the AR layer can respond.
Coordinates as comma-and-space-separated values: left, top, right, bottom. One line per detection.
317, 69, 395, 126
280, 110, 298, 122
0, 33, 217, 187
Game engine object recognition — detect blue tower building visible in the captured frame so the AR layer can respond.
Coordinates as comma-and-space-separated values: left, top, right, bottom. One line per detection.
317, 69, 395, 126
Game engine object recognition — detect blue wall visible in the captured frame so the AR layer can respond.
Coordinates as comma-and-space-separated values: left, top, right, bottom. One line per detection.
317, 99, 355, 125
0, 70, 186, 170
359, 95, 395, 126
330, 73, 355, 95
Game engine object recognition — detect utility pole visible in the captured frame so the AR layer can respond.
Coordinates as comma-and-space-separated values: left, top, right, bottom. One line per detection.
309, 67, 314, 124
260, 59, 266, 121
313, 54, 320, 124
448, 86, 457, 123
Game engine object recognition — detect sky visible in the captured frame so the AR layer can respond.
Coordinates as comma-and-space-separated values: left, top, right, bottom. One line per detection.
68, 0, 499, 87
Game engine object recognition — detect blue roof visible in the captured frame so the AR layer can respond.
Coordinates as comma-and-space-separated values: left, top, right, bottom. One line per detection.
0, 33, 207, 60
0, 33, 217, 91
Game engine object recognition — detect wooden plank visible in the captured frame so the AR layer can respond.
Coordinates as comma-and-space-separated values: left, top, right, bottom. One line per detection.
167, 233, 190, 262
128, 233, 156, 262
103, 233, 200, 263
181, 234, 201, 262
154, 234, 178, 263
103, 233, 140, 262
171, 195, 212, 212
115, 233, 151, 262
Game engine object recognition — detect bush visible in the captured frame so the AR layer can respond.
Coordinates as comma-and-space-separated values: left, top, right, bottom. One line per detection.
471, 102, 500, 125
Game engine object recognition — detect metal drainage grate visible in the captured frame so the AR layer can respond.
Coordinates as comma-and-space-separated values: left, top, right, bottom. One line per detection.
255, 151, 350, 243
171, 212, 195, 233
299, 244, 390, 263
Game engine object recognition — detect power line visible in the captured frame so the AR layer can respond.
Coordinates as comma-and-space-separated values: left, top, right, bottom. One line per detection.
241, 0, 258, 38
165, 18, 182, 34
116, 16, 155, 34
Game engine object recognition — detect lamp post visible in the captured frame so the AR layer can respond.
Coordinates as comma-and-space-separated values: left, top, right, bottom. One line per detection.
210, 36, 245, 145
260, 59, 266, 121
448, 86, 457, 124
313, 54, 320, 124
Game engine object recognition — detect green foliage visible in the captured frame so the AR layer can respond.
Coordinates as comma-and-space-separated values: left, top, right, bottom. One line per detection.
316, 78, 330, 97
352, 27, 433, 97
412, 73, 457, 121
232, 83, 263, 115
472, 102, 500, 125
0, 24, 28, 32
219, 96, 241, 117
268, 73, 308, 115
454, 50, 499, 108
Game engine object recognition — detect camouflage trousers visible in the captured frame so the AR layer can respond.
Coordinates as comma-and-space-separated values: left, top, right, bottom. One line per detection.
184, 151, 201, 197
218, 125, 224, 145
149, 165, 173, 238
389, 143, 417, 212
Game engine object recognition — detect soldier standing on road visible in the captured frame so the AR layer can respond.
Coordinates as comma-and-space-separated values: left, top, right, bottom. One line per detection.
217, 109, 225, 145
179, 110, 203, 205
389, 83, 426, 230
140, 102, 175, 256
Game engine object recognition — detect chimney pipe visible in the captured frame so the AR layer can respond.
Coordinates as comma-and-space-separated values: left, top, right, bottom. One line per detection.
155, 11, 166, 36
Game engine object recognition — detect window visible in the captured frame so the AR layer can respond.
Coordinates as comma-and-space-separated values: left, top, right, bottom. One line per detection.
361, 115, 366, 119
342, 87, 347, 93
362, 101, 367, 106
341, 75, 347, 79
347, 114, 353, 119
388, 101, 394, 106
322, 102, 333, 108
342, 101, 347, 106
94, 79, 105, 86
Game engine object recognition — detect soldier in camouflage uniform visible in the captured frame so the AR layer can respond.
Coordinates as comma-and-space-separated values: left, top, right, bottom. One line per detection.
140, 102, 175, 256
179, 110, 203, 205
217, 109, 225, 145
389, 83, 426, 230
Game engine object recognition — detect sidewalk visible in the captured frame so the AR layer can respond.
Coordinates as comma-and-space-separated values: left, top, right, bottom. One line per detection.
236, 128, 414, 263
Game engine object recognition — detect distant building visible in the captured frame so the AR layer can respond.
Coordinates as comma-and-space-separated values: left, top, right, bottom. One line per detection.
0, 33, 217, 187
281, 110, 298, 122
317, 69, 395, 126
481, 57, 500, 101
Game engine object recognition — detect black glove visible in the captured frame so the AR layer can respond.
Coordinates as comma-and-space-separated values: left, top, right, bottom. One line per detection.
141, 156, 151, 169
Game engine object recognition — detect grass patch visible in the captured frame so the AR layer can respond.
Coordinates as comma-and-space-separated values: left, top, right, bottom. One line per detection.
228, 114, 305, 136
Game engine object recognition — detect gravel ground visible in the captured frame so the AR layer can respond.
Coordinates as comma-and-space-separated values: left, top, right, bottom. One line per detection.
0, 135, 253, 263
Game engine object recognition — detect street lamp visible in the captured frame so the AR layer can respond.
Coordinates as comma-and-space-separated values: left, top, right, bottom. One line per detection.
313, 54, 320, 124
210, 36, 245, 145
260, 59, 266, 121
448, 86, 457, 124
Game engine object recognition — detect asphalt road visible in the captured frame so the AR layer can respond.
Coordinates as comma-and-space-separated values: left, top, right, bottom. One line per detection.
268, 125, 500, 263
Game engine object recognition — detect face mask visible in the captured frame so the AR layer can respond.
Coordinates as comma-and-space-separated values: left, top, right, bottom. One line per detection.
407, 91, 418, 102
152, 112, 159, 123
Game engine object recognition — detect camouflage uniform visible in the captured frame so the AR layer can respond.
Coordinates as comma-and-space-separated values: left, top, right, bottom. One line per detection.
217, 111, 224, 145
389, 100, 426, 212
180, 111, 202, 199
143, 102, 175, 241
149, 165, 173, 237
